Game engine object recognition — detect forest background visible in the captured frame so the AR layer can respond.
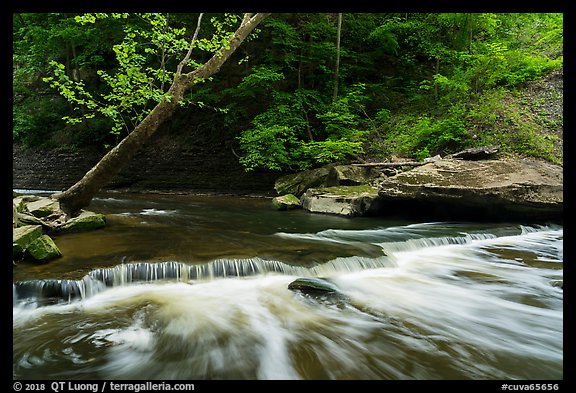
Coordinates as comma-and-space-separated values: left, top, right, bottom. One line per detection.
12, 12, 564, 177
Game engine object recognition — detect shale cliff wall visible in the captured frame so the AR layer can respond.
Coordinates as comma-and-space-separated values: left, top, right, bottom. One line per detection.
13, 129, 279, 196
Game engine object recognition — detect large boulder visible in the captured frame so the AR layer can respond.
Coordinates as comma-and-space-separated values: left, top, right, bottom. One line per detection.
25, 198, 61, 218
25, 234, 62, 262
12, 194, 108, 263
272, 194, 301, 210
274, 164, 382, 198
325, 165, 381, 186
13, 224, 62, 263
13, 195, 66, 230
301, 185, 382, 217
13, 225, 43, 258
13, 194, 107, 233
274, 165, 334, 197
58, 210, 107, 232
376, 158, 563, 221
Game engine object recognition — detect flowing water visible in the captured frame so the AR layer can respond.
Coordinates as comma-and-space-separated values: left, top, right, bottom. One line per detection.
12, 191, 563, 380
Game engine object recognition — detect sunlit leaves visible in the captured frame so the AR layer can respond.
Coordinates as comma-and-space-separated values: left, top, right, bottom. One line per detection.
42, 12, 243, 141
237, 82, 370, 171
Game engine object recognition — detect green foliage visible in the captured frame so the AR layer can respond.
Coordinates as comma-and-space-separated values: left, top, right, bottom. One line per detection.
465, 87, 562, 164
411, 115, 468, 159
13, 13, 125, 147
296, 139, 365, 167
379, 109, 468, 160
13, 96, 69, 146
238, 124, 299, 171
37, 13, 245, 147
14, 12, 563, 169
236, 88, 315, 171
41, 13, 189, 138
231, 65, 285, 98
237, 82, 370, 171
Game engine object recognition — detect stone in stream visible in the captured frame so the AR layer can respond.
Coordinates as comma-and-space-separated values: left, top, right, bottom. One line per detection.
288, 277, 349, 306
551, 280, 563, 290
272, 194, 301, 210
25, 234, 62, 262
12, 195, 106, 263
300, 185, 382, 217
276, 157, 563, 221
274, 165, 334, 197
58, 210, 107, 232
13, 224, 43, 258
376, 158, 563, 221
13, 223, 62, 263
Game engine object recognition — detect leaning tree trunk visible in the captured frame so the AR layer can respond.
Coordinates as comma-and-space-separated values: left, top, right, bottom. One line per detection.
52, 13, 270, 216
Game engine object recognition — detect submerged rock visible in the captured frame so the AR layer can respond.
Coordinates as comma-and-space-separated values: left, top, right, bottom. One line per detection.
288, 277, 340, 293
288, 277, 349, 306
551, 280, 563, 289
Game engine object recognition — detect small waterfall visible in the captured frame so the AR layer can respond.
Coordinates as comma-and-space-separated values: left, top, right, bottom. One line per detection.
13, 225, 561, 307
377, 232, 497, 253
13, 221, 563, 380
12, 255, 394, 305
13, 276, 106, 305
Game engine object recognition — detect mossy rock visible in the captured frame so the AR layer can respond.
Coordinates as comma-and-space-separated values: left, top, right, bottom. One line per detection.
25, 198, 61, 218
25, 234, 62, 262
272, 194, 301, 210
13, 225, 43, 258
274, 165, 334, 197
59, 210, 107, 232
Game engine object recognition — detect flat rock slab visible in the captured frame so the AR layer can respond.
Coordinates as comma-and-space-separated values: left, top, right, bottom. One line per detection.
25, 198, 61, 218
377, 158, 562, 221
301, 185, 381, 217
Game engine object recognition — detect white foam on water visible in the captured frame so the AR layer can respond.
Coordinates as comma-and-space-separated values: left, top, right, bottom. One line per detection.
13, 224, 563, 379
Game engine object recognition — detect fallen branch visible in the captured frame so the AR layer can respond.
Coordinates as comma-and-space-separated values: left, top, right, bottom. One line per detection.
352, 161, 426, 168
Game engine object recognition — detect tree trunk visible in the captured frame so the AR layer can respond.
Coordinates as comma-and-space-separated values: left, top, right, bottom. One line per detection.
52, 13, 271, 216
332, 12, 342, 103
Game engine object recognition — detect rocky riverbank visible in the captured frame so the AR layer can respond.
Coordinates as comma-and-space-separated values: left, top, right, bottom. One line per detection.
272, 148, 563, 223
13, 193, 106, 263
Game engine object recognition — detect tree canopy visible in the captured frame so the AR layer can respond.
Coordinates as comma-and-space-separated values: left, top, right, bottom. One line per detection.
13, 12, 563, 172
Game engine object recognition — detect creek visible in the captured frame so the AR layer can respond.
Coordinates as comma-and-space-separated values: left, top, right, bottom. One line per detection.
13, 191, 563, 380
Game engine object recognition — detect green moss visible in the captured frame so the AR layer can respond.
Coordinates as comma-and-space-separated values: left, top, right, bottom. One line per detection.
26, 234, 62, 262
314, 185, 377, 196
13, 225, 43, 258
272, 194, 301, 210
59, 211, 106, 232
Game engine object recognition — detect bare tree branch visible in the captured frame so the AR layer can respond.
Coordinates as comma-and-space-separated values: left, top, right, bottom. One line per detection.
176, 13, 204, 76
